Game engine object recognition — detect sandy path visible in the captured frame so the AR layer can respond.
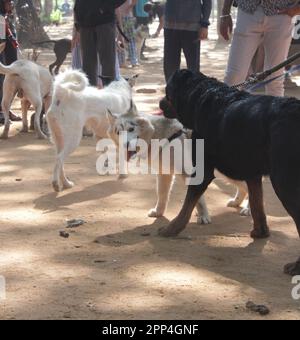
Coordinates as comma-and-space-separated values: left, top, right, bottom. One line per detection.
0, 19, 300, 320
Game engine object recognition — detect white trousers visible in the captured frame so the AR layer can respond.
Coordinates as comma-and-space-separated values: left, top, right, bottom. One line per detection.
224, 6, 293, 96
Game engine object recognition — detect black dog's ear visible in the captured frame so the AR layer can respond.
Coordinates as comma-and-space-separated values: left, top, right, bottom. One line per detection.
167, 69, 194, 87
174, 69, 194, 81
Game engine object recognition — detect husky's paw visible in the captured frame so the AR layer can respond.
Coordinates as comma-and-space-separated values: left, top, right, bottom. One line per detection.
227, 198, 241, 208
240, 207, 251, 217
148, 208, 164, 218
197, 214, 212, 225
52, 181, 61, 192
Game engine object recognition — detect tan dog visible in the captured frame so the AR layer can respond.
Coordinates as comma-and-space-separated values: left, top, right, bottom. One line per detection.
0, 60, 53, 139
107, 111, 212, 225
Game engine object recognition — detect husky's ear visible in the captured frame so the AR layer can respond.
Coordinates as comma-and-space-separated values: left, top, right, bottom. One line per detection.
106, 109, 117, 125
136, 117, 155, 139
136, 117, 152, 130
127, 74, 139, 88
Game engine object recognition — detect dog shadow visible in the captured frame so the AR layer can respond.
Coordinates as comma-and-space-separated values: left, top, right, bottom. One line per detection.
94, 213, 272, 254
92, 212, 297, 296
34, 179, 127, 213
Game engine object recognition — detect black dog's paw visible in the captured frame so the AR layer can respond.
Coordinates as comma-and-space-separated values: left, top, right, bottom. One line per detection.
250, 226, 270, 239
284, 260, 300, 276
158, 222, 185, 238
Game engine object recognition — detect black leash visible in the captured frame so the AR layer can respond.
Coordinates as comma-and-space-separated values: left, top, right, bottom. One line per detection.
232, 51, 300, 90
116, 22, 130, 43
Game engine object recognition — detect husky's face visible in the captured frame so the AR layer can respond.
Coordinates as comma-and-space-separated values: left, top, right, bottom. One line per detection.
107, 108, 155, 161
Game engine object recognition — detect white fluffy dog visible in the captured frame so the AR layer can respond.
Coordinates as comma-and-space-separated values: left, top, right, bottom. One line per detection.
0, 60, 53, 139
46, 70, 137, 192
107, 111, 212, 225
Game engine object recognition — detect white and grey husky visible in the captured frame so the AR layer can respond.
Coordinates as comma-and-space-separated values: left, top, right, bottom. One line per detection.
107, 110, 212, 225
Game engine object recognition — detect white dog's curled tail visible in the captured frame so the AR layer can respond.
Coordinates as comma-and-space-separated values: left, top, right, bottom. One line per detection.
0, 62, 18, 75
55, 70, 89, 92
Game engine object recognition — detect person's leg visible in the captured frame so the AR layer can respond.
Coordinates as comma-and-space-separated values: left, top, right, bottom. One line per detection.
80, 27, 98, 86
96, 23, 116, 85
164, 29, 182, 82
124, 16, 138, 66
224, 8, 265, 86
263, 14, 293, 96
182, 30, 200, 73
0, 53, 4, 121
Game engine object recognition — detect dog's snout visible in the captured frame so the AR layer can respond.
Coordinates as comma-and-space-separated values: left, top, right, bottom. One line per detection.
159, 97, 177, 119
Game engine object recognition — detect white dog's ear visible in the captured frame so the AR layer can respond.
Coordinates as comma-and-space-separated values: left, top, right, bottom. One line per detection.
106, 109, 117, 125
128, 74, 139, 88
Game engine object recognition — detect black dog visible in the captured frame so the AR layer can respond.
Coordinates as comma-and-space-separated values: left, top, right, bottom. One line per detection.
33, 39, 71, 75
160, 69, 300, 276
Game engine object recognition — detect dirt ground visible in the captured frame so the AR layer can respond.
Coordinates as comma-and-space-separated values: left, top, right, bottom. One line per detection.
1, 19, 300, 320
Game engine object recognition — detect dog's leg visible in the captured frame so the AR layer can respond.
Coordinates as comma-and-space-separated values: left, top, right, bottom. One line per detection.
283, 217, 300, 276
0, 84, 16, 139
270, 174, 300, 275
227, 181, 251, 216
148, 174, 174, 218
31, 98, 47, 139
274, 194, 300, 275
159, 169, 215, 237
227, 181, 248, 207
247, 177, 270, 239
196, 195, 212, 225
240, 199, 251, 217
0, 107, 10, 139
58, 130, 83, 191
52, 153, 64, 192
20, 99, 30, 133
54, 55, 67, 75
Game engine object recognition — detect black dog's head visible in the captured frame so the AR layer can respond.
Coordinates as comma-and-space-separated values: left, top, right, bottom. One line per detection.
160, 70, 200, 124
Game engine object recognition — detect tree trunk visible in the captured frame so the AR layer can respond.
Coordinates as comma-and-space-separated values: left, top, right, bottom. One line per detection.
16, 0, 50, 48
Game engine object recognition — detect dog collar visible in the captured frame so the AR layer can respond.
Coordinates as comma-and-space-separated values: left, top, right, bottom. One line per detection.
168, 130, 184, 143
